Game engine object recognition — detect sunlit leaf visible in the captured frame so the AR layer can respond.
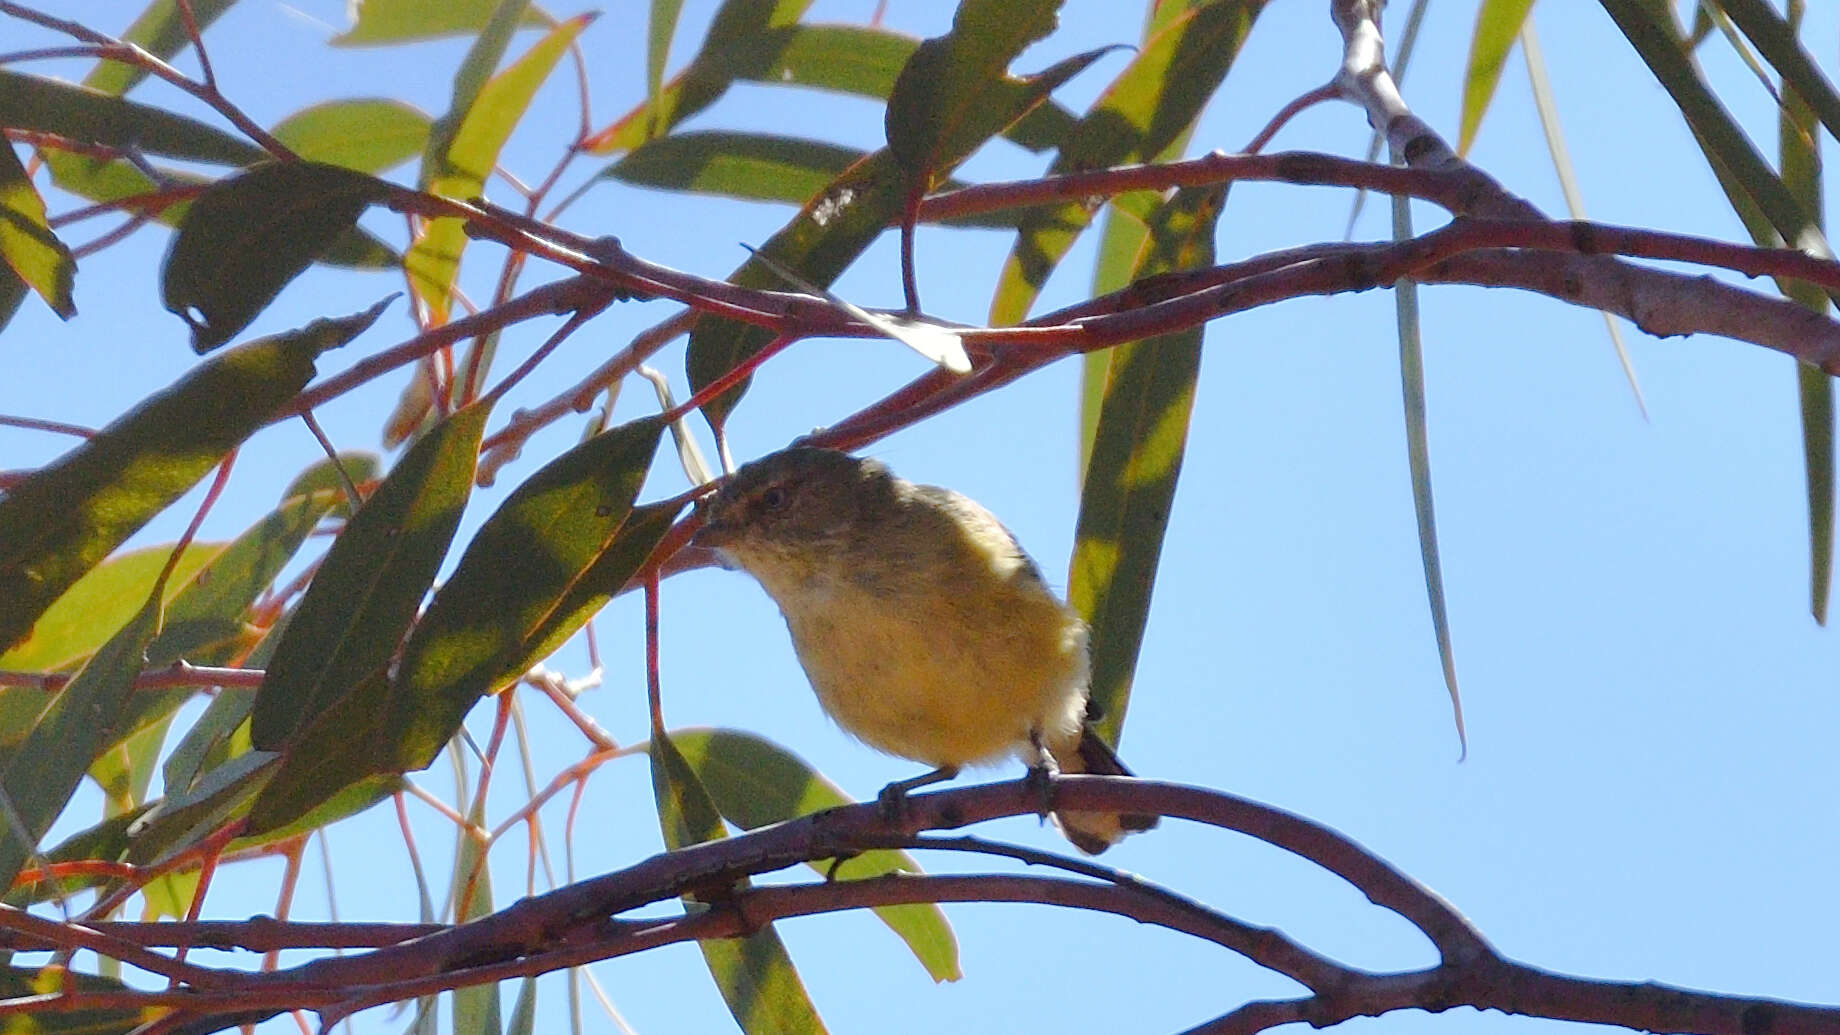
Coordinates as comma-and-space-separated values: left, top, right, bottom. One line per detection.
406, 14, 593, 323
651, 731, 829, 1035
334, 0, 556, 46
1457, 0, 1535, 156
83, 0, 243, 97
0, 141, 75, 319
273, 99, 433, 174
673, 728, 959, 983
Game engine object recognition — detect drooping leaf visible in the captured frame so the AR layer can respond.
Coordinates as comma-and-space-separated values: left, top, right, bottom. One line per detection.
673, 728, 959, 983
391, 421, 673, 772
989, 1, 1261, 326
251, 400, 490, 751
0, 303, 385, 655
0, 590, 162, 890
1602, 0, 1839, 620
1072, 185, 1223, 746
82, 0, 244, 97
333, 0, 556, 46
651, 730, 829, 1035
161, 162, 392, 352
686, 45, 1112, 428
273, 99, 434, 174
0, 70, 267, 167
0, 141, 75, 319
1390, 148, 1466, 756
1457, 0, 1536, 156
1777, 0, 1833, 624
406, 13, 593, 323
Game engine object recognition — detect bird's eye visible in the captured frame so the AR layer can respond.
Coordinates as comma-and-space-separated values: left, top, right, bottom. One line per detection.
760, 486, 786, 509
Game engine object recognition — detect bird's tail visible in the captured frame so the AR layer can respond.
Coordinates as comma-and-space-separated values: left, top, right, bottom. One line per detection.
1050, 727, 1159, 854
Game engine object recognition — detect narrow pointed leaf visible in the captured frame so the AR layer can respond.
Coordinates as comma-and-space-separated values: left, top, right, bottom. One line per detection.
1391, 176, 1465, 755
1457, 0, 1535, 155
0, 141, 75, 318
0, 590, 162, 890
1604, 0, 1839, 619
606, 132, 867, 205
407, 13, 593, 323
391, 418, 672, 771
251, 401, 491, 751
1778, 1, 1833, 624
1073, 185, 1222, 745
273, 99, 433, 174
452, 790, 501, 1035
673, 728, 959, 983
0, 306, 378, 654
162, 162, 391, 351
647, 0, 689, 137
989, 1, 1261, 325
0, 71, 267, 166
687, 46, 1110, 426
1718, 0, 1840, 145
82, 0, 242, 96
651, 731, 828, 1035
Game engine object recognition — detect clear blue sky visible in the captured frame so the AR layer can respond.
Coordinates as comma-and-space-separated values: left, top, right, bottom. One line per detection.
6, 1, 1839, 1032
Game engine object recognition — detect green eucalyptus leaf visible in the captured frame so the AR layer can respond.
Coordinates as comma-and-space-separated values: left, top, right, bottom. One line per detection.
0, 303, 385, 655
161, 162, 393, 352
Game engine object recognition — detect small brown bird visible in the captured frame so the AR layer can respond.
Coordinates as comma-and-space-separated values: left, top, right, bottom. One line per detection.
692, 446, 1156, 854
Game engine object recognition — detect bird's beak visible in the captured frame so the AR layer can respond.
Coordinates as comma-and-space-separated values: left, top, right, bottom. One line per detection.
690, 513, 736, 549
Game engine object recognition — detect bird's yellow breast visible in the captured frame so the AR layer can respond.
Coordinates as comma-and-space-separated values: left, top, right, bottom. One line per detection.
768, 546, 1088, 769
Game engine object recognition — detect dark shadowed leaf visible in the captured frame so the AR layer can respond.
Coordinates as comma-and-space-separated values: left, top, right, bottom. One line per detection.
651, 730, 829, 1035
0, 963, 146, 1034
1072, 185, 1222, 746
0, 141, 75, 319
673, 728, 960, 982
0, 71, 267, 167
606, 132, 866, 205
251, 401, 490, 751
391, 418, 673, 771
0, 303, 384, 655
587, 0, 815, 153
882, 0, 1061, 185
162, 162, 392, 352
